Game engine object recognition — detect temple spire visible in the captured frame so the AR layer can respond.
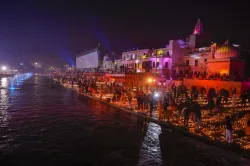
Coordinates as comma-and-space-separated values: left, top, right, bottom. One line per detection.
193, 19, 203, 35
224, 39, 229, 45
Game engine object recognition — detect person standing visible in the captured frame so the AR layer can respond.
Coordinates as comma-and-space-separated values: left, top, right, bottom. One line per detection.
137, 94, 142, 112
232, 88, 236, 96
232, 94, 237, 110
225, 116, 233, 143
241, 92, 247, 107
194, 102, 202, 130
158, 99, 163, 120
183, 107, 190, 127
245, 111, 250, 136
216, 95, 222, 112
149, 95, 154, 117
128, 93, 132, 110
143, 94, 149, 111
163, 96, 169, 121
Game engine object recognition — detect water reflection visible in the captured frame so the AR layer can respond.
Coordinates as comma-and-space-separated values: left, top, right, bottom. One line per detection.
0, 78, 11, 126
137, 121, 163, 166
1, 77, 8, 88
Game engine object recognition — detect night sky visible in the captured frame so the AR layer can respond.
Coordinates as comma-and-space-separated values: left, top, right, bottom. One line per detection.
0, 0, 249, 67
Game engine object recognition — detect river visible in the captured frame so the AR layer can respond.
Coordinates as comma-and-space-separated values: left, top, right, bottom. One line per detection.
0, 76, 249, 166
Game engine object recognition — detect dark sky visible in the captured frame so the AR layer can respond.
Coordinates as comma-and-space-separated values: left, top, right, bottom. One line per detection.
0, 0, 249, 67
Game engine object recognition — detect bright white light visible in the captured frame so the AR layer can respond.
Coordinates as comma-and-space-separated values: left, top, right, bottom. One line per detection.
135, 59, 139, 63
154, 92, 159, 98
1, 66, 7, 71
136, 69, 142, 73
35, 62, 38, 65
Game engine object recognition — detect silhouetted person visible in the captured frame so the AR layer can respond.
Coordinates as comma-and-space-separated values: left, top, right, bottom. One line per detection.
208, 99, 214, 114
149, 96, 154, 117
183, 106, 190, 127
232, 88, 236, 96
241, 92, 247, 107
225, 116, 233, 143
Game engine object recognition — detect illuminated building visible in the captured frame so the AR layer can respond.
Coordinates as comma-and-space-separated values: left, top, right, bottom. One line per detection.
120, 47, 175, 77
76, 19, 249, 95
208, 40, 244, 80
101, 52, 122, 72
76, 47, 102, 71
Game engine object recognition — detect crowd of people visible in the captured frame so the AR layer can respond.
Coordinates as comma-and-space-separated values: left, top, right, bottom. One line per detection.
51, 72, 250, 144
177, 71, 239, 81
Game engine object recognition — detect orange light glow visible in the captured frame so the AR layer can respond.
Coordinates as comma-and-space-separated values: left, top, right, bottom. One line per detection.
220, 70, 229, 75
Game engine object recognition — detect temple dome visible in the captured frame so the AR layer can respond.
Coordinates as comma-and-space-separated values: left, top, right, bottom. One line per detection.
214, 40, 240, 59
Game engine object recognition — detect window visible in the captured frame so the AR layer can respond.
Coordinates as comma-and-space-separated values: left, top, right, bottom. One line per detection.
195, 60, 198, 66
165, 62, 168, 68
156, 62, 159, 68
134, 63, 137, 68
153, 62, 155, 68
186, 60, 189, 65
157, 50, 163, 55
204, 59, 207, 62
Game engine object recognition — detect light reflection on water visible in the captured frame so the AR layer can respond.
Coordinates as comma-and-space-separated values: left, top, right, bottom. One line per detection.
0, 78, 11, 125
1, 77, 8, 88
137, 122, 163, 166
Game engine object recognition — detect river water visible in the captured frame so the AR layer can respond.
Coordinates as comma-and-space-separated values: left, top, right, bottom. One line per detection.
0, 76, 249, 166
